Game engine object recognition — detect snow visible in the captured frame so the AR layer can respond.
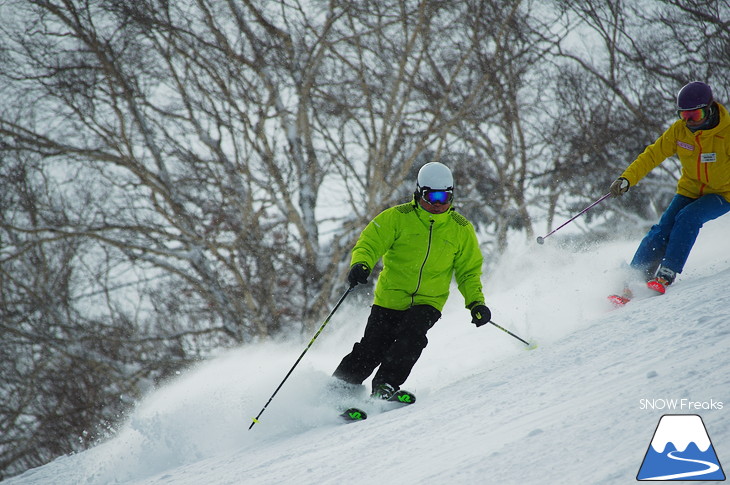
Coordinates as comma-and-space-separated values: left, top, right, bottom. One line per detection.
6, 221, 730, 485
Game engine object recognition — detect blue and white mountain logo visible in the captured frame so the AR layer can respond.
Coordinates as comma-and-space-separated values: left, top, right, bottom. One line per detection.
637, 414, 725, 481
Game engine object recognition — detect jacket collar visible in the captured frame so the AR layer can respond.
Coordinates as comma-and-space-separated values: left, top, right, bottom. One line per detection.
412, 197, 453, 226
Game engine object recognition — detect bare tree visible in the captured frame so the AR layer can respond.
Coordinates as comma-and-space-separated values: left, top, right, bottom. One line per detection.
0, 150, 185, 478
0, 0, 561, 475
442, 0, 562, 254
4, 0, 726, 478
538, 0, 729, 239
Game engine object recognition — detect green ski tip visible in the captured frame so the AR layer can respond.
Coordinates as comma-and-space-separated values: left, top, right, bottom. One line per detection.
340, 408, 367, 421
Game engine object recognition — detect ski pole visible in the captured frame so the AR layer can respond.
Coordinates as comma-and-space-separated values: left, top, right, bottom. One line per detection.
249, 285, 355, 430
536, 192, 611, 244
488, 319, 536, 349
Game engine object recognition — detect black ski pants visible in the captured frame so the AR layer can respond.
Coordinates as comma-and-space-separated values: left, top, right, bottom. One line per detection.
332, 304, 441, 391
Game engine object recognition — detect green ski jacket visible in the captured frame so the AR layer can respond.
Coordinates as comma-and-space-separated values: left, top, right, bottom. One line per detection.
351, 200, 485, 312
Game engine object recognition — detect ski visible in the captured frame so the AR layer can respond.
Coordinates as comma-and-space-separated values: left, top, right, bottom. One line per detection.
387, 389, 416, 405
608, 280, 668, 308
339, 407, 367, 422
338, 389, 415, 422
607, 293, 632, 307
608, 287, 633, 308
372, 389, 417, 413
646, 279, 667, 294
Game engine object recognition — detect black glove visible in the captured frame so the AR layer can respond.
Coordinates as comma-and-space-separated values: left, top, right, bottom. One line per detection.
609, 177, 630, 197
469, 303, 491, 327
347, 263, 370, 287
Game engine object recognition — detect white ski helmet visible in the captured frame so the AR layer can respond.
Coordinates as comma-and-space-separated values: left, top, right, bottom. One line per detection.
417, 162, 453, 191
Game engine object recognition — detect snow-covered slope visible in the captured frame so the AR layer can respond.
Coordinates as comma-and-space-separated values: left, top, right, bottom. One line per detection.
7, 222, 730, 485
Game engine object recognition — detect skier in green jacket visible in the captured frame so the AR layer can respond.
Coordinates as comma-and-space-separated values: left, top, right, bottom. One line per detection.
332, 162, 491, 400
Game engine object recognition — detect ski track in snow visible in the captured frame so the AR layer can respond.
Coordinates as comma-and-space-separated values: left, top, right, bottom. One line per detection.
5, 221, 730, 485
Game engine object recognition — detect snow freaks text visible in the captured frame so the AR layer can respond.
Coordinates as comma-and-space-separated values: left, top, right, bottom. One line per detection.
639, 399, 724, 411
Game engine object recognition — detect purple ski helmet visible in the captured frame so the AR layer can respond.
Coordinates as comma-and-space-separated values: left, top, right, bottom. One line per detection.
677, 81, 713, 110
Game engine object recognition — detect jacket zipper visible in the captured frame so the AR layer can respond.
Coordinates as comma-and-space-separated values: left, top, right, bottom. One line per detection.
411, 220, 434, 306
696, 134, 707, 196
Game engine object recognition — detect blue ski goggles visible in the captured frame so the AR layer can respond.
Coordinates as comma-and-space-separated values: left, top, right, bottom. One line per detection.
421, 188, 453, 205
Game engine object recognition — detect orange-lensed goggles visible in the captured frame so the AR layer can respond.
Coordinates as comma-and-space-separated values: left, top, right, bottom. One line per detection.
677, 106, 708, 122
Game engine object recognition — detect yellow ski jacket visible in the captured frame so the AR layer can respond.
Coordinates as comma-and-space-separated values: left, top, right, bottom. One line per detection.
621, 103, 730, 202
350, 200, 485, 312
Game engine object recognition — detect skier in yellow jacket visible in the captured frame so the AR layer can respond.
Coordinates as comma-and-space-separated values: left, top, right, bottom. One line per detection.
332, 162, 489, 399
610, 81, 730, 294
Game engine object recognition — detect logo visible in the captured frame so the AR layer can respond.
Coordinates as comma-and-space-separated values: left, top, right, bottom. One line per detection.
677, 141, 695, 151
639, 399, 724, 411
637, 414, 725, 481
343, 409, 365, 420
701, 153, 717, 163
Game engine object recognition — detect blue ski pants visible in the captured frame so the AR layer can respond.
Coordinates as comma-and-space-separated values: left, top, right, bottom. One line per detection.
630, 193, 730, 277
